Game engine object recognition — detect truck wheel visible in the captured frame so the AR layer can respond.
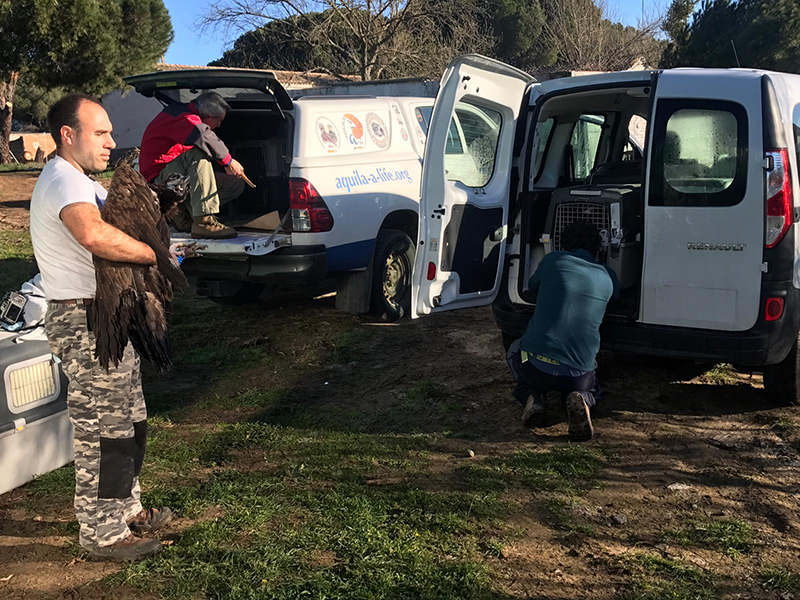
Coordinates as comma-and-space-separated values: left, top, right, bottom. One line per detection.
207, 282, 265, 306
369, 229, 415, 322
763, 334, 800, 405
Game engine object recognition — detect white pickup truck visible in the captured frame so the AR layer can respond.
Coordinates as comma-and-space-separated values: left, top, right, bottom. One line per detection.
124, 68, 507, 320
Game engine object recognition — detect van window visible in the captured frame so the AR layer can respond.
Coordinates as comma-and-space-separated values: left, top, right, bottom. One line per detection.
446, 103, 502, 188
792, 104, 800, 170
532, 118, 556, 178
416, 105, 463, 154
649, 99, 748, 207
571, 115, 605, 181
624, 115, 647, 161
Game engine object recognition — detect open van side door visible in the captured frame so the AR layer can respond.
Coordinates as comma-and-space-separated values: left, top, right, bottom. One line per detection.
412, 55, 535, 318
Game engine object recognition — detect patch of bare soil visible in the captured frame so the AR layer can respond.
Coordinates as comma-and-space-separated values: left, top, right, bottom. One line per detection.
0, 172, 37, 231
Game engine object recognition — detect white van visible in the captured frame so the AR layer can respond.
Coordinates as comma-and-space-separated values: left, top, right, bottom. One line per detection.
124, 69, 500, 320
412, 55, 800, 403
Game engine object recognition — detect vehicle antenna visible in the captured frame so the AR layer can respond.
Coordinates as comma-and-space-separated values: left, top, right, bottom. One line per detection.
731, 40, 741, 68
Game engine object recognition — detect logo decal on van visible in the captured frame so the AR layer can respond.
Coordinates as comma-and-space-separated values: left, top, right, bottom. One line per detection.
316, 118, 340, 153
687, 242, 746, 251
366, 113, 389, 150
342, 114, 366, 150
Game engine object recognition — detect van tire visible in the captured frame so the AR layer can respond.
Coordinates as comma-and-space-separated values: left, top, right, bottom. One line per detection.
502, 332, 517, 352
207, 282, 265, 306
763, 334, 800, 406
369, 229, 415, 322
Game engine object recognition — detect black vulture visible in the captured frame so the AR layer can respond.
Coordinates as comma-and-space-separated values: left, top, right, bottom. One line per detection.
92, 163, 189, 371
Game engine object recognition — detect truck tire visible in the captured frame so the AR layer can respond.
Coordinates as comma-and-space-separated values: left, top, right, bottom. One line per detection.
369, 229, 415, 322
207, 282, 266, 306
763, 333, 800, 405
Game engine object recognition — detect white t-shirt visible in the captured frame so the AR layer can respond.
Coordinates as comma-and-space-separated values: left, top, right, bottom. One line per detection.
29, 156, 108, 300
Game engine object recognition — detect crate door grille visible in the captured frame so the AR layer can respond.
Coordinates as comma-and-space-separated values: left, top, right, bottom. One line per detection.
553, 202, 611, 261
8, 358, 57, 409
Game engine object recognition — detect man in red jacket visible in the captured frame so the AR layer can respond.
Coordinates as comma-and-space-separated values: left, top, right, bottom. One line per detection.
139, 92, 245, 239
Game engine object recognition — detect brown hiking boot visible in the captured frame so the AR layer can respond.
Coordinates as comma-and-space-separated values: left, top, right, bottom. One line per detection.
87, 533, 162, 562
565, 392, 594, 442
169, 203, 192, 233
191, 215, 236, 239
127, 507, 173, 535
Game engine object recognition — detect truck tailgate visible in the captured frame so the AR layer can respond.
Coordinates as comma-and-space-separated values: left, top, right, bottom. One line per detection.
171, 231, 292, 257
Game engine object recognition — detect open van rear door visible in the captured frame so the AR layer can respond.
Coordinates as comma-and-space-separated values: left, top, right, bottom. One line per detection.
412, 55, 535, 318
641, 70, 764, 331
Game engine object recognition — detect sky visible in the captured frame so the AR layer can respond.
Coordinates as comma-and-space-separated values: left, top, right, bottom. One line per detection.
162, 0, 671, 67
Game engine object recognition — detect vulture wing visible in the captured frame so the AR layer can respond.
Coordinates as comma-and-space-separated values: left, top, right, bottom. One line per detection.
93, 164, 188, 371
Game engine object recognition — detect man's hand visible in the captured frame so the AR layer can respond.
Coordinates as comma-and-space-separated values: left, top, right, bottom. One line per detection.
225, 158, 245, 178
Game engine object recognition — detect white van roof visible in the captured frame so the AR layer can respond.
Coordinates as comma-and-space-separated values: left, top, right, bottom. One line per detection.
533, 67, 800, 100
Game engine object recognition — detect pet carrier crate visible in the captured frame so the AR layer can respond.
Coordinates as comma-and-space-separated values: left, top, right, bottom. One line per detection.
541, 185, 642, 290
0, 330, 72, 495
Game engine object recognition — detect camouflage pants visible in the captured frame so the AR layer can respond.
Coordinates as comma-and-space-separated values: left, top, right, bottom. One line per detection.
44, 302, 147, 550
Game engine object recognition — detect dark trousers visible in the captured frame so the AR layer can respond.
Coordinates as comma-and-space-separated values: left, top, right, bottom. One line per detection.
506, 340, 599, 408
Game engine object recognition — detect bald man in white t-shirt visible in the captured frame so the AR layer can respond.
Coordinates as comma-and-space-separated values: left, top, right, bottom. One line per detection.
30, 94, 171, 561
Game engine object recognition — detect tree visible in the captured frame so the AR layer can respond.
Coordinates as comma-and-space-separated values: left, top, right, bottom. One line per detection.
210, 11, 364, 75
484, 0, 547, 67
202, 0, 491, 80
0, 0, 173, 163
527, 0, 663, 72
661, 0, 800, 72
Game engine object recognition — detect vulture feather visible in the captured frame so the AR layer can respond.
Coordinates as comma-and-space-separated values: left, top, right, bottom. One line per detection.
93, 163, 189, 371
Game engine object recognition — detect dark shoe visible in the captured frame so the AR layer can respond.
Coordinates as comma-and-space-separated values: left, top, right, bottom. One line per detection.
521, 395, 546, 427
169, 202, 192, 233
566, 392, 594, 442
87, 533, 161, 562
127, 507, 173, 535
191, 215, 236, 239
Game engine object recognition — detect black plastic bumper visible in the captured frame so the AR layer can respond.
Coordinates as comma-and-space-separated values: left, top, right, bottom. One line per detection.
181, 244, 328, 290
492, 281, 800, 368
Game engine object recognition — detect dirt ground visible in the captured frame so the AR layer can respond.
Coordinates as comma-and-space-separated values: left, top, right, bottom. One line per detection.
0, 172, 37, 231
2, 171, 800, 599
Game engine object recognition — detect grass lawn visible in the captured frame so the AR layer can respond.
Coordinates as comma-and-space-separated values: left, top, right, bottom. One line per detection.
0, 230, 37, 291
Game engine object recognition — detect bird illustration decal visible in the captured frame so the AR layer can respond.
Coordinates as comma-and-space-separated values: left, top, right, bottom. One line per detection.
92, 163, 189, 372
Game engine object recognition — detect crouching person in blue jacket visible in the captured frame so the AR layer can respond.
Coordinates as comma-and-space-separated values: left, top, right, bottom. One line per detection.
506, 220, 619, 441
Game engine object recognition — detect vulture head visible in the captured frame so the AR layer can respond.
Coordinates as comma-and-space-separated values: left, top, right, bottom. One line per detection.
149, 173, 189, 219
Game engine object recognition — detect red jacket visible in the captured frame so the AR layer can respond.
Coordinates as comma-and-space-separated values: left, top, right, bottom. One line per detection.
139, 102, 232, 182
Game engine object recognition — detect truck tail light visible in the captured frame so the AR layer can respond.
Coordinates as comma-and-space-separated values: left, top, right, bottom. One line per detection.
765, 297, 785, 321
765, 149, 793, 248
289, 178, 334, 232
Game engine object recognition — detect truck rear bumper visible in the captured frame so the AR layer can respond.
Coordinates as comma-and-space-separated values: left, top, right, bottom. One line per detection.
181, 244, 328, 292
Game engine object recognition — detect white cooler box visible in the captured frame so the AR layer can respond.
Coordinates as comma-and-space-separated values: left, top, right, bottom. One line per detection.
0, 329, 72, 496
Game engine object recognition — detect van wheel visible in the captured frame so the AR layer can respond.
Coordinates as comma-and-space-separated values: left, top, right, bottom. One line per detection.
763, 334, 800, 405
207, 283, 265, 306
369, 229, 415, 322
502, 332, 517, 352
